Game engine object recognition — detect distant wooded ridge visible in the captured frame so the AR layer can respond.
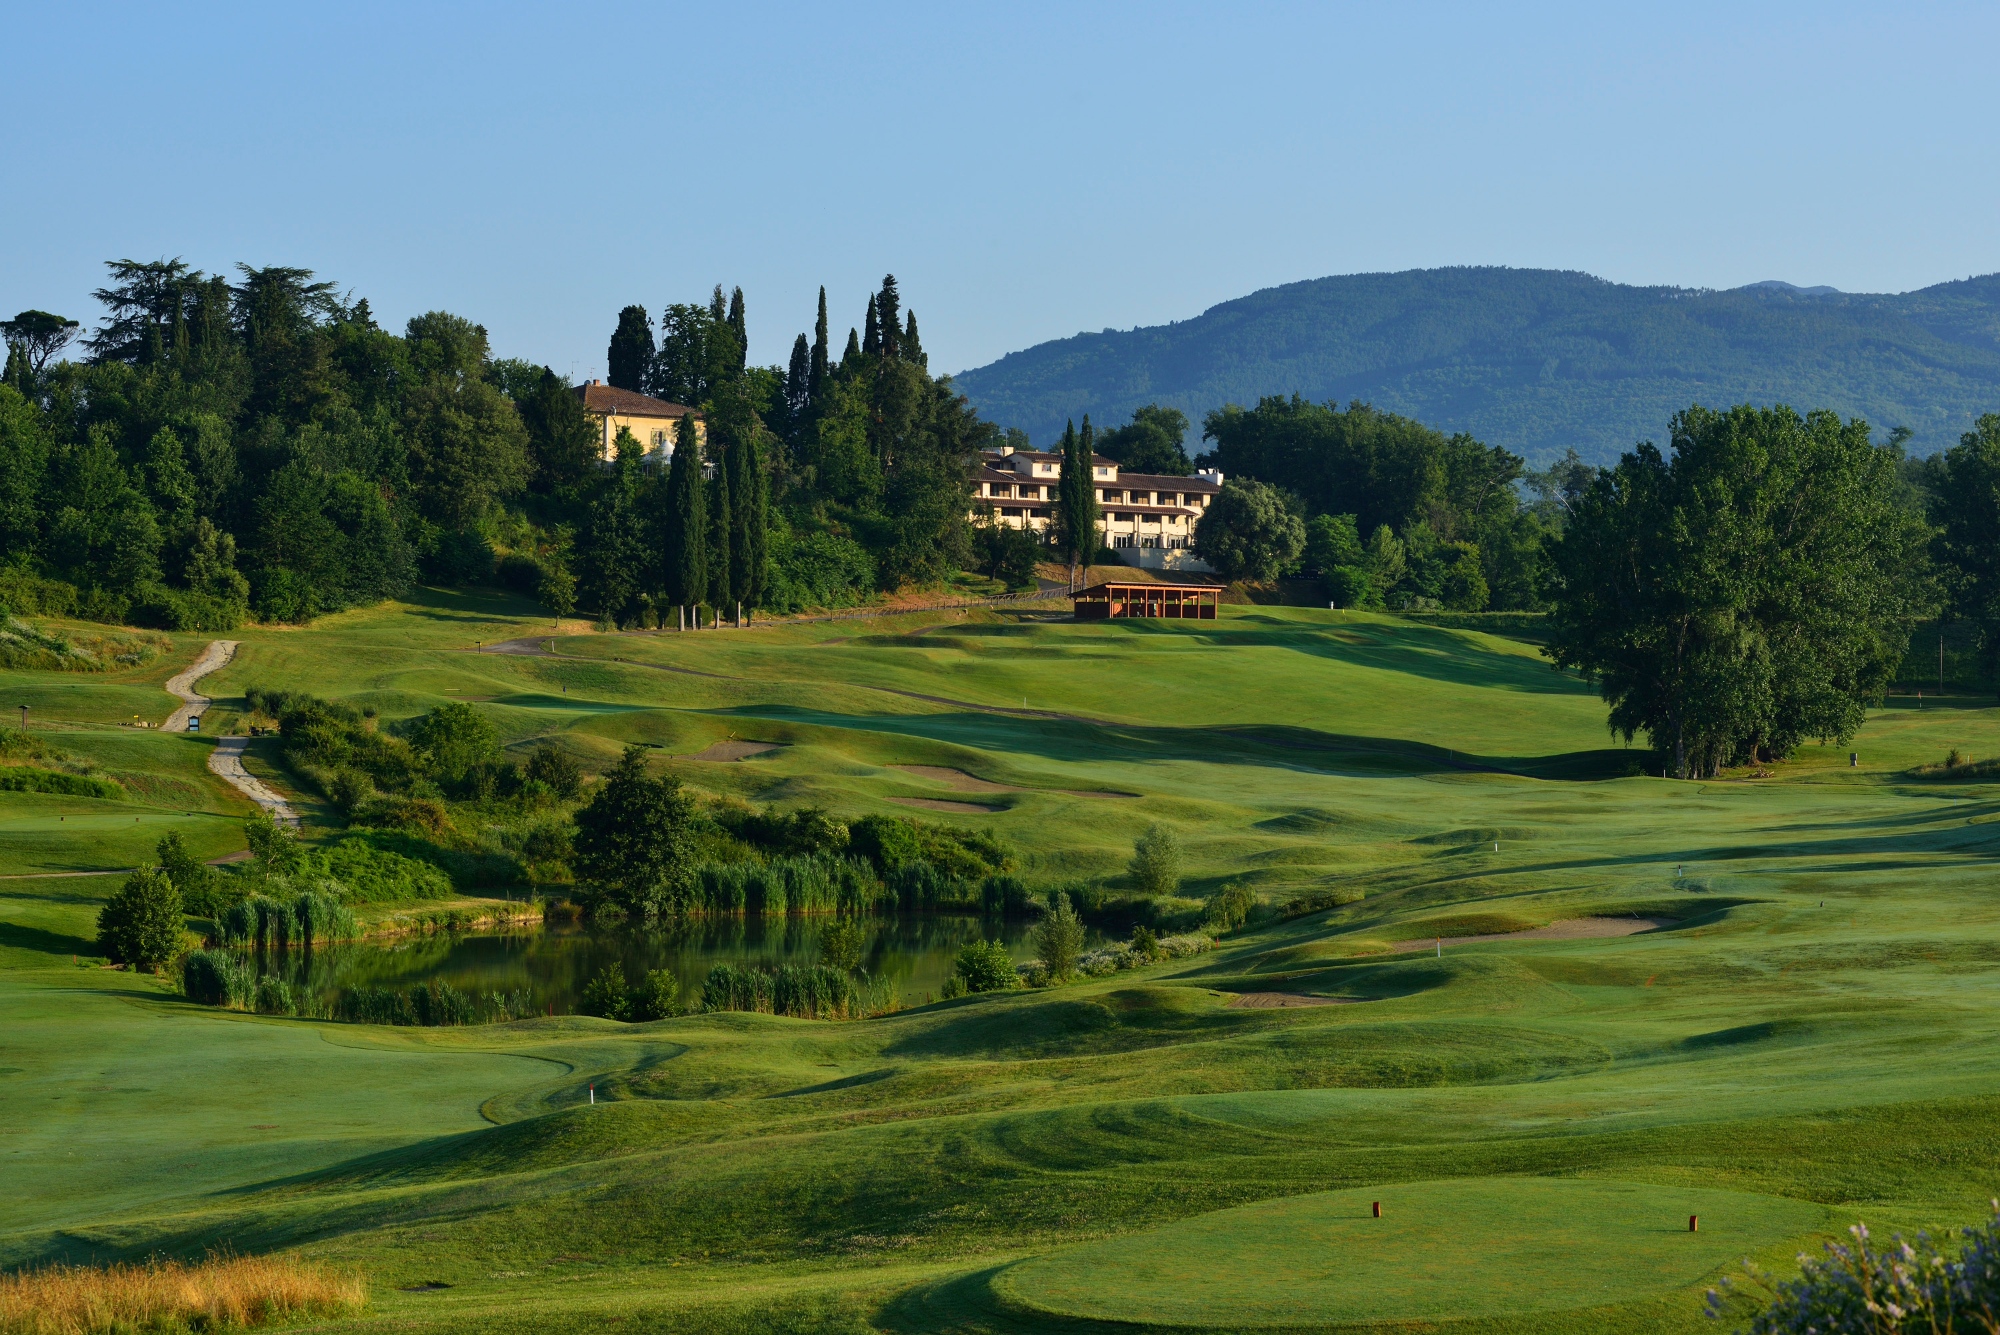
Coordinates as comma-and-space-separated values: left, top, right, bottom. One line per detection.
951, 266, 2000, 464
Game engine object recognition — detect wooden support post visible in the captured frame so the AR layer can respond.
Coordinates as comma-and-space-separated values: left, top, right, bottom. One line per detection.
1689, 1214, 1698, 1232
1372, 1201, 1381, 1218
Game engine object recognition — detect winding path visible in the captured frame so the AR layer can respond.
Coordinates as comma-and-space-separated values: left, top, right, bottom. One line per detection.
164, 639, 299, 827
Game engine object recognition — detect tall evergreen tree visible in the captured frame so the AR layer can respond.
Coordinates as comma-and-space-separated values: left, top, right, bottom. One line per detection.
843, 327, 861, 363
862, 295, 880, 357
903, 311, 923, 367
708, 433, 733, 613
786, 334, 811, 417
809, 287, 830, 407
1056, 417, 1102, 579
878, 275, 901, 360
726, 287, 747, 373
709, 285, 727, 324
663, 415, 708, 622
607, 305, 653, 392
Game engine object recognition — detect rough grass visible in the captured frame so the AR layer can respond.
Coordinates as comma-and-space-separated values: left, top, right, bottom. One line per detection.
0, 1253, 364, 1334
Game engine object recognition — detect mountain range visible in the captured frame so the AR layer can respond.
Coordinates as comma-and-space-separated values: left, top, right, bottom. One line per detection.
950, 267, 2000, 465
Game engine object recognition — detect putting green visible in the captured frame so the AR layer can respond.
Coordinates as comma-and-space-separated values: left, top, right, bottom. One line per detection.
995, 1176, 1826, 1327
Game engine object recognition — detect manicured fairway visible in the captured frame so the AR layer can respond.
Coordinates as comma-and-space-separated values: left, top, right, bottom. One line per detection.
6, 588, 2000, 1333
997, 1177, 1827, 1326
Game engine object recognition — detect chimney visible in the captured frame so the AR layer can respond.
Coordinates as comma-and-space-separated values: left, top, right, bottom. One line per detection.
1197, 468, 1224, 487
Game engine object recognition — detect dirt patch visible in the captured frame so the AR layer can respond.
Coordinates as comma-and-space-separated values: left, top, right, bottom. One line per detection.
893, 764, 1014, 793
1224, 992, 1367, 1009
888, 797, 1003, 815
682, 740, 787, 762
1391, 916, 1678, 951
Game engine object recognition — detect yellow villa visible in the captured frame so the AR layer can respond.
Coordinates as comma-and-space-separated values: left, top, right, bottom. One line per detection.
973, 443, 1224, 572
574, 381, 705, 466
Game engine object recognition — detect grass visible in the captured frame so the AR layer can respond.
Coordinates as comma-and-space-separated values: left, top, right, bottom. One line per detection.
0, 1252, 364, 1334
5, 586, 2000, 1331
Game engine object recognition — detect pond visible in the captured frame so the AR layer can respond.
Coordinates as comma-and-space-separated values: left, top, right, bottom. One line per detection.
235, 914, 1100, 1017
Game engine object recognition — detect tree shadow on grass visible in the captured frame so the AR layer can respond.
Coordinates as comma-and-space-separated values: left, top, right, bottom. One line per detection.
706, 704, 1642, 781
874, 1263, 1125, 1335
0, 920, 97, 959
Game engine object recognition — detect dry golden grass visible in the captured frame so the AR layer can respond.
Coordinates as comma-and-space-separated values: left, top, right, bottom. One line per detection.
0, 1253, 364, 1334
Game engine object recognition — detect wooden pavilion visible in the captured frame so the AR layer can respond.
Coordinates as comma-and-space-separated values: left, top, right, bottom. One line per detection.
1073, 581, 1221, 620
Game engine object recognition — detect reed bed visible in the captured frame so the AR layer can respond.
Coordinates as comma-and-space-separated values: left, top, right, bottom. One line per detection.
0, 1253, 364, 1334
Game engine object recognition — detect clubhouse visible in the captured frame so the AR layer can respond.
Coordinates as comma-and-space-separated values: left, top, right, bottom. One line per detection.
974, 444, 1224, 572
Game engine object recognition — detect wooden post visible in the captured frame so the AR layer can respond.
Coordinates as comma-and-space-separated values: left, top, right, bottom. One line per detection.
1372, 1201, 1381, 1218
1689, 1214, 1698, 1232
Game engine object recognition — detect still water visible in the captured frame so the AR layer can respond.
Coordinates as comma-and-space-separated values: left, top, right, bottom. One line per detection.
240, 915, 1096, 1015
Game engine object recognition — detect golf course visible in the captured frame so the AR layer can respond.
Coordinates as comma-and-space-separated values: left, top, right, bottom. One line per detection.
4, 586, 1999, 1333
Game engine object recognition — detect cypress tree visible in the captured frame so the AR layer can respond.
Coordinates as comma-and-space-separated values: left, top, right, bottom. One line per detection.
878, 275, 901, 359
1077, 414, 1100, 560
727, 287, 747, 372
862, 296, 879, 357
744, 432, 768, 611
843, 327, 861, 363
708, 435, 734, 614
664, 415, 707, 622
903, 310, 923, 367
808, 287, 829, 407
728, 429, 763, 613
607, 305, 653, 392
786, 334, 811, 417
709, 285, 727, 323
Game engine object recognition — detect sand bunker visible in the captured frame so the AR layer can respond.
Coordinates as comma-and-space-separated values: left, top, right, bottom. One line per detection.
682, 740, 787, 762
1224, 992, 1366, 1009
1391, 916, 1678, 951
888, 797, 1002, 815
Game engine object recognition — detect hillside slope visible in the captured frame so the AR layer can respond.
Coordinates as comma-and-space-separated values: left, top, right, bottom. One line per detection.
952, 267, 2000, 463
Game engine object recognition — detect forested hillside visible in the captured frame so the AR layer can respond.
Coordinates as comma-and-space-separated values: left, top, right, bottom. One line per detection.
953, 267, 2000, 463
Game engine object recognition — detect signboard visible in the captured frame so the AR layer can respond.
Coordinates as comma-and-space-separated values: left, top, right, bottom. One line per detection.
188, 715, 201, 732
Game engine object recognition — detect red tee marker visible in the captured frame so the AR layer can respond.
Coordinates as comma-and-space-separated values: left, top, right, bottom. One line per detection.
1689, 1214, 1699, 1232
1372, 1201, 1382, 1218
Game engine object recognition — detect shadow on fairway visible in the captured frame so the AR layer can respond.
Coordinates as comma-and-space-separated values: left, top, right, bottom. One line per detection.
875, 1263, 1123, 1335
0, 920, 97, 959
705, 705, 1643, 780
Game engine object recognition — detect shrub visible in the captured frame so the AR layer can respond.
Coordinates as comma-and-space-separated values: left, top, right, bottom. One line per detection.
1282, 886, 1365, 918
1206, 882, 1258, 932
1033, 891, 1086, 981
951, 939, 1019, 993
156, 831, 222, 915
524, 742, 583, 799
572, 746, 700, 917
307, 838, 452, 904
1715, 1205, 2000, 1333
0, 765, 122, 798
1131, 925, 1159, 960
580, 962, 633, 1020
253, 975, 295, 1015
819, 919, 866, 973
981, 874, 1042, 917
698, 963, 858, 1018
97, 866, 184, 969
629, 969, 682, 1021
1127, 823, 1185, 896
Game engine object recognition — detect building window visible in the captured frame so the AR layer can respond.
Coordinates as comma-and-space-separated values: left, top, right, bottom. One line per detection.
1033, 507, 1049, 518
1002, 507, 1023, 518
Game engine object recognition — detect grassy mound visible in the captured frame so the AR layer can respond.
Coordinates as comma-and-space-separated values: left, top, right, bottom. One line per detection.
995, 1177, 1826, 1327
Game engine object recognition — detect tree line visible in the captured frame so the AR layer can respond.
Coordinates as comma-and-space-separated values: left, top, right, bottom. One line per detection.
0, 266, 996, 630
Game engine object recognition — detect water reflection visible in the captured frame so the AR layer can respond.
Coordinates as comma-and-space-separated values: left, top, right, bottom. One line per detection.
241, 915, 1092, 1015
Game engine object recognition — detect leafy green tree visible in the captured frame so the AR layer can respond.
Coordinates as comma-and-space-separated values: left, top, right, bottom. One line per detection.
404, 702, 498, 787
183, 517, 251, 611
664, 415, 708, 618
537, 553, 578, 621
819, 919, 866, 973
654, 303, 738, 406
1302, 513, 1363, 574
1097, 405, 1192, 475
1931, 415, 2000, 683
97, 865, 184, 969
607, 305, 653, 392
154, 830, 219, 915
520, 368, 602, 494
401, 335, 530, 528
1127, 823, 1184, 895
1032, 891, 1085, 982
1194, 478, 1305, 583
1547, 404, 1936, 777
630, 968, 681, 1020
0, 385, 49, 557
0, 310, 80, 374
578, 432, 647, 621
572, 746, 700, 916
524, 742, 583, 799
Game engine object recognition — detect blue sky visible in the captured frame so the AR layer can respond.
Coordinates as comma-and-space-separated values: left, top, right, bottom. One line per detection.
3, 2, 1995, 380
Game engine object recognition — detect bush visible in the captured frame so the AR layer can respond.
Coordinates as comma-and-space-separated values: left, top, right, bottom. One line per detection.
580, 962, 632, 1020
1127, 823, 1184, 895
307, 838, 452, 904
1282, 886, 1365, 918
0, 765, 121, 798
951, 939, 1019, 993
1716, 1206, 2000, 1333
523, 743, 583, 799
253, 975, 295, 1015
1032, 891, 1086, 981
629, 969, 682, 1021
981, 874, 1042, 917
818, 919, 866, 973
1206, 882, 1258, 932
97, 866, 184, 969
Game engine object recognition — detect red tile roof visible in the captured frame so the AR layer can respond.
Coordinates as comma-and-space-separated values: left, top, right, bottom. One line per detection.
574, 382, 699, 418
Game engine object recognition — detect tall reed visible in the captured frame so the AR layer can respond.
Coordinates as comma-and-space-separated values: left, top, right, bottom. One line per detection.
0, 1253, 364, 1335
